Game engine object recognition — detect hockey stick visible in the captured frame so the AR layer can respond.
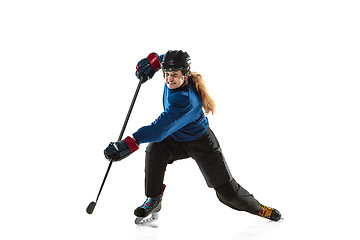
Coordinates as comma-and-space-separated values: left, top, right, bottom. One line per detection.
86, 79, 142, 214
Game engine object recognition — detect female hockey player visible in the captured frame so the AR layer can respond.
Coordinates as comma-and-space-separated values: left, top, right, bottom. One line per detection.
104, 50, 281, 224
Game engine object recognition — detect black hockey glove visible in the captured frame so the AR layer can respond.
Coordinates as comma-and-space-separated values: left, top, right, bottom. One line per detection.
104, 136, 139, 161
135, 53, 161, 83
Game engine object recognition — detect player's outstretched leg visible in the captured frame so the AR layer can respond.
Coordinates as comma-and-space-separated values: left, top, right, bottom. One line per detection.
215, 179, 281, 221
134, 184, 166, 225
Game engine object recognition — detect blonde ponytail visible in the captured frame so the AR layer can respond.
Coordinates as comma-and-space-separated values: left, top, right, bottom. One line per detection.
188, 72, 216, 115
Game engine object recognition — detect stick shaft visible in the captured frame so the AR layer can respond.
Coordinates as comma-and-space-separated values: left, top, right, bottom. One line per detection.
95, 79, 142, 203
117, 79, 142, 141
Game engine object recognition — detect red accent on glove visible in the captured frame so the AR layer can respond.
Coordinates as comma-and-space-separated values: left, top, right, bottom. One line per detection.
124, 136, 139, 153
147, 53, 161, 71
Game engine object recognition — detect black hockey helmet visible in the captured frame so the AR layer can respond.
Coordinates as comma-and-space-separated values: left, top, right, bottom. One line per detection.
161, 50, 191, 76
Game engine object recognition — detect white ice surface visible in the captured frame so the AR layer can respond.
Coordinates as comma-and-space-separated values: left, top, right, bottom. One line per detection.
1, 1, 359, 239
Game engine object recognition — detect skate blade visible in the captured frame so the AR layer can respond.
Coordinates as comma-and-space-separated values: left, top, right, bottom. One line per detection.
135, 212, 159, 225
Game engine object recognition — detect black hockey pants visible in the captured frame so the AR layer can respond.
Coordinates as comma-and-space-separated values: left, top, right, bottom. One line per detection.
144, 127, 261, 215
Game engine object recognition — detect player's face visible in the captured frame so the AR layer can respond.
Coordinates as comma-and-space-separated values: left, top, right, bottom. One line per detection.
164, 70, 185, 90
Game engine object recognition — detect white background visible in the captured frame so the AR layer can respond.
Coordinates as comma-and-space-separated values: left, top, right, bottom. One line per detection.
1, 0, 359, 239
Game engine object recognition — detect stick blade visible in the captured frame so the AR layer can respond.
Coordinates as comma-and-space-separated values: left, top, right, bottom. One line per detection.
86, 202, 96, 214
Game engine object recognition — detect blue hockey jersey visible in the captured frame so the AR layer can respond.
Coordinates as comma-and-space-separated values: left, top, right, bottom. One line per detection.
132, 83, 208, 144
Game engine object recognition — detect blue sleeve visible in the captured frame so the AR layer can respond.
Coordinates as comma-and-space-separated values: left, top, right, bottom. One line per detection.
159, 54, 164, 63
133, 92, 196, 144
